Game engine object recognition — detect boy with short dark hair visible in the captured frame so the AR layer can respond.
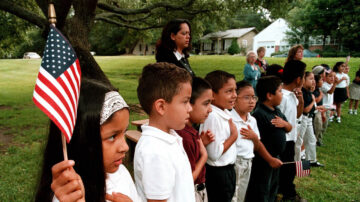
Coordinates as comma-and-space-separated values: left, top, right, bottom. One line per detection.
278, 60, 306, 201
135, 62, 195, 202
245, 76, 292, 202
200, 70, 238, 202
176, 77, 215, 202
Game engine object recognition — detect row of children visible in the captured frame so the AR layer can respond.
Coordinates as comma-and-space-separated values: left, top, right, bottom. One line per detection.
34, 60, 359, 202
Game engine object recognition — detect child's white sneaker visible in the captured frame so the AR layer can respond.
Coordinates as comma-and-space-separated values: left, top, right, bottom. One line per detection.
354, 110, 358, 115
336, 117, 341, 123
329, 116, 334, 122
349, 109, 353, 114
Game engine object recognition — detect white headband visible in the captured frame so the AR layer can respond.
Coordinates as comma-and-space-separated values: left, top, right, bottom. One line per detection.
100, 91, 129, 125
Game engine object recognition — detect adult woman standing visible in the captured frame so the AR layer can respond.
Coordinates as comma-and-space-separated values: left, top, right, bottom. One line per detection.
243, 51, 261, 89
156, 19, 195, 77
255, 47, 268, 75
286, 44, 304, 62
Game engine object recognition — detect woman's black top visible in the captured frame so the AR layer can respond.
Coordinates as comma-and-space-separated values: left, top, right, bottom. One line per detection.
156, 49, 195, 77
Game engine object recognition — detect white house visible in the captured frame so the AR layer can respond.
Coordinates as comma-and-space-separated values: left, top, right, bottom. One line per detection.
253, 18, 291, 57
201, 27, 257, 55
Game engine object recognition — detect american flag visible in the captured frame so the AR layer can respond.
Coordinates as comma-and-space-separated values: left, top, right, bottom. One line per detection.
33, 25, 81, 143
296, 160, 311, 177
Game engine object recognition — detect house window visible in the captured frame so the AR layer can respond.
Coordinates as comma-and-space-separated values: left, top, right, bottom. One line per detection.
203, 42, 212, 51
242, 40, 247, 48
267, 46, 270, 48
271, 46, 274, 48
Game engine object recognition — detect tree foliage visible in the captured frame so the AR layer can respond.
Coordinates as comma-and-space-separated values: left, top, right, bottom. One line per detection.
285, 0, 360, 52
0, 0, 295, 82
227, 39, 241, 55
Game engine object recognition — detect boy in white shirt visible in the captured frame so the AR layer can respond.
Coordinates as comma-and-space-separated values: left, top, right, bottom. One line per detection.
200, 70, 238, 202
278, 60, 306, 201
134, 62, 195, 202
231, 81, 282, 202
321, 70, 339, 126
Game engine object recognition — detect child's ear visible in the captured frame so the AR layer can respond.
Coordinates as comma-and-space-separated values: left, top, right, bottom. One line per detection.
266, 92, 273, 101
153, 98, 167, 116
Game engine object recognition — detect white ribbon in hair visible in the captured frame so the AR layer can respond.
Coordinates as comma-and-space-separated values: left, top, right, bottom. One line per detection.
100, 91, 129, 125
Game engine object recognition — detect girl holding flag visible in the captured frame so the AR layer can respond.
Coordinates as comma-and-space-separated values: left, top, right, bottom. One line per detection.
35, 79, 139, 202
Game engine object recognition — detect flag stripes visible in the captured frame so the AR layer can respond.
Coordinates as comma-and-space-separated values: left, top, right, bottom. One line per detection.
296, 160, 311, 177
32, 25, 81, 143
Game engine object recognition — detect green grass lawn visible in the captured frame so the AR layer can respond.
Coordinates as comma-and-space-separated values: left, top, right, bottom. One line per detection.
0, 56, 359, 201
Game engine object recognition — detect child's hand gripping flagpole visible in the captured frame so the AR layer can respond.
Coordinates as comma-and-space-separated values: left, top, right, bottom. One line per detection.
33, 3, 81, 161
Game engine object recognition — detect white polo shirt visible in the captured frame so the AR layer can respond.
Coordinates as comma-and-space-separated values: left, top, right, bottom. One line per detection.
230, 110, 260, 159
199, 105, 237, 166
53, 165, 140, 202
106, 165, 141, 202
321, 82, 334, 107
336, 72, 348, 88
278, 89, 298, 142
134, 125, 195, 202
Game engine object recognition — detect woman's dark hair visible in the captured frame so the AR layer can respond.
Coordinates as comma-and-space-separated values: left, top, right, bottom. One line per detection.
190, 77, 212, 104
35, 79, 117, 202
256, 76, 282, 102
286, 44, 304, 62
333, 62, 344, 72
156, 19, 192, 59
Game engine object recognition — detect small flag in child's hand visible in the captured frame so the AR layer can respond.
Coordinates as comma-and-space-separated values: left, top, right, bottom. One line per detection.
296, 160, 311, 177
33, 25, 81, 143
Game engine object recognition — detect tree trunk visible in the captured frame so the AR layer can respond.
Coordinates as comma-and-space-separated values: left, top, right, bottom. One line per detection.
322, 35, 327, 50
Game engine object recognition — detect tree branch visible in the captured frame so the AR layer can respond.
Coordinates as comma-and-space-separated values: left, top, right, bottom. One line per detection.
0, 0, 47, 28
95, 16, 163, 30
95, 12, 151, 23
97, 0, 196, 15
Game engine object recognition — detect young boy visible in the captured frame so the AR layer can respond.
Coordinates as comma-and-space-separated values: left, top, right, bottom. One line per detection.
134, 62, 195, 202
176, 77, 215, 202
321, 70, 338, 125
200, 70, 238, 202
245, 76, 292, 202
231, 81, 282, 202
278, 60, 306, 201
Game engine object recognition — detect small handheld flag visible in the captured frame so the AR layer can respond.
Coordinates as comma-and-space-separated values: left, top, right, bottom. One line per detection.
296, 160, 311, 177
33, 25, 81, 143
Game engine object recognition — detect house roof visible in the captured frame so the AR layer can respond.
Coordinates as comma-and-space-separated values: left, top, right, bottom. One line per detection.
253, 18, 289, 43
201, 27, 256, 40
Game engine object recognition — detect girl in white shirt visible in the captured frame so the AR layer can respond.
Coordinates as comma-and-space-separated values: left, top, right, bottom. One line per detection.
333, 62, 349, 123
34, 79, 139, 202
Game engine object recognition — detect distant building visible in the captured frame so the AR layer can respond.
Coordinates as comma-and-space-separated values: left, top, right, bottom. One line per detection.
132, 41, 156, 55
200, 27, 257, 55
253, 18, 338, 57
253, 18, 291, 57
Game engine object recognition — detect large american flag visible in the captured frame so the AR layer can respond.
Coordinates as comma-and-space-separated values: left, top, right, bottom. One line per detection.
33, 25, 81, 143
296, 160, 311, 177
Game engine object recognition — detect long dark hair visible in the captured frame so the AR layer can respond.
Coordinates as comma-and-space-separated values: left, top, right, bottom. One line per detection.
34, 79, 117, 202
156, 19, 192, 59
333, 62, 344, 72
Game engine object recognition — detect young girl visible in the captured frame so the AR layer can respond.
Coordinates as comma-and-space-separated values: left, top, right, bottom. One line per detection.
176, 77, 215, 202
333, 62, 348, 123
34, 79, 139, 202
313, 75, 326, 146
295, 72, 323, 167
349, 68, 360, 115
